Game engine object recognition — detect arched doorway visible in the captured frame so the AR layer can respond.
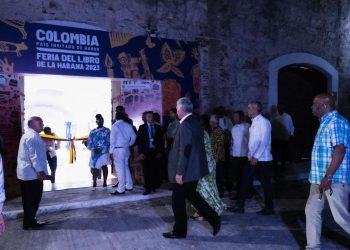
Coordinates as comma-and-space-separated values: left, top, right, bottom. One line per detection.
278, 65, 327, 159
268, 53, 338, 161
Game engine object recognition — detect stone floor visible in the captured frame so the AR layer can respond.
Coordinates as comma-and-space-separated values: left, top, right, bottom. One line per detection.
0, 162, 349, 249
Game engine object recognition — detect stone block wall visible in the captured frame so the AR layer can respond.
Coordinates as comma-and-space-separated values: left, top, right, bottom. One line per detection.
204, 0, 341, 114
1, 0, 347, 115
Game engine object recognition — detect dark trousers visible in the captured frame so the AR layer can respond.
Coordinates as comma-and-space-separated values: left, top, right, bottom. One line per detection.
231, 156, 248, 197
143, 150, 161, 191
46, 153, 57, 181
224, 148, 233, 191
216, 161, 225, 197
226, 159, 235, 192
20, 179, 43, 227
237, 161, 274, 211
172, 181, 219, 236
272, 139, 288, 176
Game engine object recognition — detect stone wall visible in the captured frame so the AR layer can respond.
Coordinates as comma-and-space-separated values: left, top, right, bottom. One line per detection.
203, 0, 341, 114
0, 0, 347, 115
0, 74, 24, 197
338, 0, 350, 119
0, 0, 207, 40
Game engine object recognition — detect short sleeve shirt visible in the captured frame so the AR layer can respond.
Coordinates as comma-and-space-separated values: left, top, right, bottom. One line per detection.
309, 111, 350, 185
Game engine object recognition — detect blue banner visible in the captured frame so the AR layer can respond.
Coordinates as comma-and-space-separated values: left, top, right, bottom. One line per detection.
0, 19, 200, 111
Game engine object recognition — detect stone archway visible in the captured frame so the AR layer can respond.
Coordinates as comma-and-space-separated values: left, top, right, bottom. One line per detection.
268, 52, 338, 111
268, 53, 339, 161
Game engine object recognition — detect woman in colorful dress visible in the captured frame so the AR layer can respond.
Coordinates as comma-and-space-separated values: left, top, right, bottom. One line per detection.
86, 114, 110, 189
209, 115, 226, 197
191, 115, 226, 220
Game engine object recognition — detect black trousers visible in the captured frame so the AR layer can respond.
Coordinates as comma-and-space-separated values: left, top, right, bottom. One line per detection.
236, 161, 274, 211
272, 139, 288, 176
46, 153, 57, 181
20, 179, 43, 227
172, 181, 219, 236
216, 161, 225, 197
143, 150, 161, 191
231, 156, 248, 197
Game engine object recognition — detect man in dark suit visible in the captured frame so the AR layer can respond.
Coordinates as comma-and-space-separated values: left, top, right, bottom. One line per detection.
163, 98, 221, 239
137, 111, 164, 195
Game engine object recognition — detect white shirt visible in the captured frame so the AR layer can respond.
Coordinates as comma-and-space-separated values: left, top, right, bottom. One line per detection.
17, 128, 48, 181
230, 122, 250, 157
43, 137, 60, 158
271, 112, 295, 141
180, 113, 192, 124
0, 154, 5, 213
109, 120, 136, 153
248, 114, 273, 161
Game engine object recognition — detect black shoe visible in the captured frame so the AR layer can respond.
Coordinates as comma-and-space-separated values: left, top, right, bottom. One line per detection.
162, 231, 186, 239
143, 190, 151, 195
212, 217, 221, 236
112, 183, 119, 188
23, 221, 47, 230
126, 188, 133, 192
103, 183, 107, 188
228, 206, 244, 213
256, 209, 274, 216
152, 189, 156, 193
110, 191, 125, 195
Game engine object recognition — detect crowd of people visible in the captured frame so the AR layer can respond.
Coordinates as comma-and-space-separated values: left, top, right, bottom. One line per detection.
0, 93, 349, 250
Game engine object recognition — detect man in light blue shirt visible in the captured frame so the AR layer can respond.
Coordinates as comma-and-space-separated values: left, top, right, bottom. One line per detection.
306, 93, 350, 250
17, 116, 50, 230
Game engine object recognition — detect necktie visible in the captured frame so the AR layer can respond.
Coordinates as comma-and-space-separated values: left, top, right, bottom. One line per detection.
151, 124, 155, 138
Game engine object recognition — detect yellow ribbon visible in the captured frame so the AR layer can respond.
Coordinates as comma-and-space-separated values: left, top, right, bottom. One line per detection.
40, 134, 88, 164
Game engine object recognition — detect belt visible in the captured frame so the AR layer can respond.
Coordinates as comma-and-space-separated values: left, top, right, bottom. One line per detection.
114, 146, 127, 148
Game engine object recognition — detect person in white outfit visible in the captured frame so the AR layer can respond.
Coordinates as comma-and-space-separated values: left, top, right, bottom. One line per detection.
110, 112, 136, 195
230, 102, 274, 215
229, 110, 250, 199
17, 116, 50, 230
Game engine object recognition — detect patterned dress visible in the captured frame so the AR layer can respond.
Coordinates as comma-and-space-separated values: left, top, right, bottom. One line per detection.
87, 127, 111, 169
197, 131, 226, 214
210, 127, 226, 162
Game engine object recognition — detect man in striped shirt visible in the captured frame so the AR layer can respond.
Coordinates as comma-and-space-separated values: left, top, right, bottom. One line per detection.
306, 93, 350, 250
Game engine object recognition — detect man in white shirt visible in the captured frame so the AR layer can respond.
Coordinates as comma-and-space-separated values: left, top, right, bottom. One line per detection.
271, 104, 295, 178
229, 110, 250, 199
17, 116, 50, 230
110, 112, 136, 195
230, 102, 274, 215
0, 153, 5, 235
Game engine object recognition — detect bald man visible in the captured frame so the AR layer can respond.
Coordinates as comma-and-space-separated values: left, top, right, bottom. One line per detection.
17, 116, 50, 230
306, 93, 350, 249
